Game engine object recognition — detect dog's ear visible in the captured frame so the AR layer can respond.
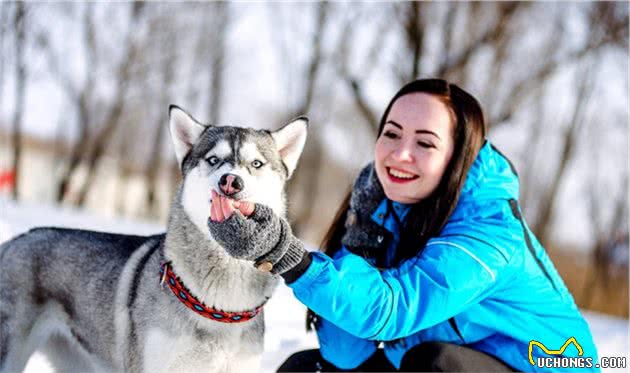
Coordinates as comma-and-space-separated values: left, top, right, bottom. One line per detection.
169, 105, 207, 165
271, 116, 308, 179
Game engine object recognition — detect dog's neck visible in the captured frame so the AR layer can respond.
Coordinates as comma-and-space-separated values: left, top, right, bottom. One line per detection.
163, 192, 278, 314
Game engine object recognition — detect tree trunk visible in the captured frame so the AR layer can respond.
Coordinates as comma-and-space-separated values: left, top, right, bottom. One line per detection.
402, 1, 423, 82
533, 59, 595, 244
207, 2, 228, 125
55, 3, 96, 202
10, 2, 26, 200
285, 2, 328, 236
74, 3, 145, 206
146, 41, 176, 218
0, 3, 8, 118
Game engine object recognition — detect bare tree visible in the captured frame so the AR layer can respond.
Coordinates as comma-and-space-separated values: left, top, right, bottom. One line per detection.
347, 79, 379, 133
280, 2, 329, 235
582, 173, 628, 309
518, 82, 549, 210
177, 3, 230, 123
144, 15, 177, 217
338, 3, 627, 243
532, 59, 597, 245
0, 2, 9, 118
528, 2, 628, 241
405, 2, 423, 81
579, 82, 628, 309
43, 3, 98, 202
3, 2, 625, 271
492, 3, 628, 128
10, 1, 26, 200
206, 2, 229, 125
114, 117, 135, 216
74, 2, 146, 206
438, 3, 522, 85
342, 3, 526, 133
337, 4, 392, 135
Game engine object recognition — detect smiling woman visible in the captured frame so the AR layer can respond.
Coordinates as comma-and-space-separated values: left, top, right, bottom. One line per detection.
374, 92, 455, 204
207, 79, 600, 372
369, 80, 486, 265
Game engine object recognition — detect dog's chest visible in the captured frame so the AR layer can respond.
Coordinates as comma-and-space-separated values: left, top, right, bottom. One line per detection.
143, 325, 262, 373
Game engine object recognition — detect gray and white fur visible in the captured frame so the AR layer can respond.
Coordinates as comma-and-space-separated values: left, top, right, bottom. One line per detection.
0, 106, 308, 373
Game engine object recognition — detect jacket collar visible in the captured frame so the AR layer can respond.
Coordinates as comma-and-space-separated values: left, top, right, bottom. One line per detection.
371, 199, 411, 233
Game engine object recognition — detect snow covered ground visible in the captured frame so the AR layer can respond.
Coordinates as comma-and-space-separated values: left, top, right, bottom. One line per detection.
1, 198, 627, 372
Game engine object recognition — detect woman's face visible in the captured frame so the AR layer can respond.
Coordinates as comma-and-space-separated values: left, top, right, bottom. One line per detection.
374, 93, 455, 204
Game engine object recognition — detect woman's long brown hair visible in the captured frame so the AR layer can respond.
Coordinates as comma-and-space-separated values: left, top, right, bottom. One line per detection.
306, 79, 486, 331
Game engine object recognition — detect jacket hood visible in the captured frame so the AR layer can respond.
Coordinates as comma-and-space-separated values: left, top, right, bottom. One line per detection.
450, 141, 519, 219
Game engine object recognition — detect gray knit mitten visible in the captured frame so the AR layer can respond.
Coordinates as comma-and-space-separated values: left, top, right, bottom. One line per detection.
207, 204, 306, 275
341, 162, 391, 254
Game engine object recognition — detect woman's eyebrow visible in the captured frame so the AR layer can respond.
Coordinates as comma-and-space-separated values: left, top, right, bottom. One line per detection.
416, 129, 441, 140
385, 120, 403, 130
386, 120, 441, 140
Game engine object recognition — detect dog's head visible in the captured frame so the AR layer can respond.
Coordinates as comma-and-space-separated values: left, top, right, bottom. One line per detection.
169, 105, 308, 237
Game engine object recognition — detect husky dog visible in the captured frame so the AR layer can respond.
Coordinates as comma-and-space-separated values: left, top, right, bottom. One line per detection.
0, 106, 308, 373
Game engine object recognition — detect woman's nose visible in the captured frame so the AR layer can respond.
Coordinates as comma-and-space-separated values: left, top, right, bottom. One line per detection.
393, 143, 415, 162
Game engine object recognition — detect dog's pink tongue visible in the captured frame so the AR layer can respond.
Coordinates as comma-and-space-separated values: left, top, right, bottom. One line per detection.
212, 192, 254, 217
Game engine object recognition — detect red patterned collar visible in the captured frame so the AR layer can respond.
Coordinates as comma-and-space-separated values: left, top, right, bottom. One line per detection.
159, 262, 265, 323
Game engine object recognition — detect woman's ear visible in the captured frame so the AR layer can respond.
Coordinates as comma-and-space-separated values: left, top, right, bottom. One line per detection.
271, 117, 309, 178
169, 105, 208, 165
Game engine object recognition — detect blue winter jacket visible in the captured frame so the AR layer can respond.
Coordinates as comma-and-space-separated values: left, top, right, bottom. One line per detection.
287, 142, 599, 372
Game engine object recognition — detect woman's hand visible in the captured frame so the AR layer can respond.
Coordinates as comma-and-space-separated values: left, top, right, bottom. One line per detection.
208, 190, 282, 261
207, 191, 307, 275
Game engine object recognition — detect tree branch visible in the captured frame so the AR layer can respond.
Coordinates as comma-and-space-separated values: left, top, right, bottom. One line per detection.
533, 58, 597, 243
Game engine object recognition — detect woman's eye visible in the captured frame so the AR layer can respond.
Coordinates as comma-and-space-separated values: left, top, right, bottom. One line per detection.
383, 131, 398, 139
207, 156, 220, 165
417, 141, 434, 149
251, 160, 264, 169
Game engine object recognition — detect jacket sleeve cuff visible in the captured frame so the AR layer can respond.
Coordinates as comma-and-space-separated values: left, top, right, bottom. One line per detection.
280, 250, 312, 284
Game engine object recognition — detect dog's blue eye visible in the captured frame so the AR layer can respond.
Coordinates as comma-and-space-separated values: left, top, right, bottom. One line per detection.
207, 156, 220, 165
251, 160, 264, 169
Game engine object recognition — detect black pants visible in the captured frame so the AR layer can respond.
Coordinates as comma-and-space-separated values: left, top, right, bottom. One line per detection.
277, 342, 518, 372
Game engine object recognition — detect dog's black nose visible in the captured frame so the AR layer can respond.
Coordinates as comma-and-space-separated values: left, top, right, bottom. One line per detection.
219, 174, 244, 196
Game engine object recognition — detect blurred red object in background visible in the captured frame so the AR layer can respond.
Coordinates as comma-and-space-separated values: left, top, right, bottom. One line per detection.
0, 170, 15, 191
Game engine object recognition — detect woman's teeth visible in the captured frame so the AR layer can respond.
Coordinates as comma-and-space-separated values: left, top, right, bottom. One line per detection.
388, 168, 416, 179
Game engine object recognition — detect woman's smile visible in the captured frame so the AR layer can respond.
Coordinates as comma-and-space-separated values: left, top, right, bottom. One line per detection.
386, 166, 419, 183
